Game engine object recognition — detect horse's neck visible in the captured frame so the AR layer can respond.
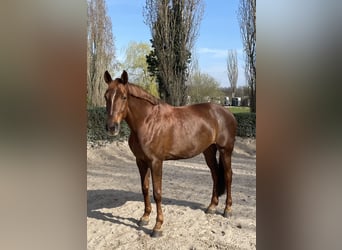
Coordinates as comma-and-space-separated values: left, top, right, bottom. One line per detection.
125, 96, 156, 132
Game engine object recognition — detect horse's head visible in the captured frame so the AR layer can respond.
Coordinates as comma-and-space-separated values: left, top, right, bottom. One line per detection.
104, 70, 129, 136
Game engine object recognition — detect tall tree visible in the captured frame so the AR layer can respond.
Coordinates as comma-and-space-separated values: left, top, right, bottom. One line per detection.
227, 49, 238, 98
144, 0, 204, 106
238, 0, 256, 112
87, 0, 115, 107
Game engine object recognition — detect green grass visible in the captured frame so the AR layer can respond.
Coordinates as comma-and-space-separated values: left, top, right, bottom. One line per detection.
226, 106, 250, 113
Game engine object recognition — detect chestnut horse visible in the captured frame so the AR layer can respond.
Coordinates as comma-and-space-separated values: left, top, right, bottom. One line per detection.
104, 70, 237, 237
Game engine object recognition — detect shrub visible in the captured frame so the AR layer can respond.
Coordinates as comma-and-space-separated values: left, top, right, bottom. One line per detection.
234, 112, 256, 137
87, 107, 130, 146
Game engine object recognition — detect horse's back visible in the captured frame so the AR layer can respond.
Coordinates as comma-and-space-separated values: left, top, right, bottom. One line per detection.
168, 102, 236, 152
183, 103, 236, 127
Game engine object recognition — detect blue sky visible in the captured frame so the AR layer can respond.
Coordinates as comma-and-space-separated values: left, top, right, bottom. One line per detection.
107, 0, 245, 87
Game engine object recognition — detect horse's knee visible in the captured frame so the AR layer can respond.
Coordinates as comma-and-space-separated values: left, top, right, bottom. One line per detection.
142, 184, 149, 195
227, 167, 233, 177
153, 188, 162, 201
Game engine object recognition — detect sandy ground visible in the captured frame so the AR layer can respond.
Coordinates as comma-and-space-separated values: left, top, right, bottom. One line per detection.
87, 137, 256, 249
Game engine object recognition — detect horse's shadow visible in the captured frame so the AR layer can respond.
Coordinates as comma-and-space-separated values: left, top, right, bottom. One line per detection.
87, 189, 204, 233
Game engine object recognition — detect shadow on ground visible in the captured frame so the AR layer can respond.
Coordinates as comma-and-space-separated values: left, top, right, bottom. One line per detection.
87, 189, 205, 234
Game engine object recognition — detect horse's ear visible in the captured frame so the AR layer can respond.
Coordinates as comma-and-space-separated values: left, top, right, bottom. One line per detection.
121, 70, 128, 84
104, 71, 112, 84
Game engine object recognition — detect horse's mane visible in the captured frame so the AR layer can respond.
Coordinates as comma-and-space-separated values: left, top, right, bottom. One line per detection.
127, 83, 161, 105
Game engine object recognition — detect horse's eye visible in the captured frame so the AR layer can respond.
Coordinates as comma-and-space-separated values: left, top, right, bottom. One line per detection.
122, 96, 127, 100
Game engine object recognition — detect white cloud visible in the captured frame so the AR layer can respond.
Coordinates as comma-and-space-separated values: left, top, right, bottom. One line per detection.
197, 48, 228, 58
198, 47, 245, 59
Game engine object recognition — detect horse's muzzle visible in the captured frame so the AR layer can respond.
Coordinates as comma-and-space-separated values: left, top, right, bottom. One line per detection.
106, 122, 120, 136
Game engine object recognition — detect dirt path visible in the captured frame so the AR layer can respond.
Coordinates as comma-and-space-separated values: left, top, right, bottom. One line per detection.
87, 137, 256, 249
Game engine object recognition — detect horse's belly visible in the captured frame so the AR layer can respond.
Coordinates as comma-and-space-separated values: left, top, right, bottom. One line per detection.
163, 137, 213, 160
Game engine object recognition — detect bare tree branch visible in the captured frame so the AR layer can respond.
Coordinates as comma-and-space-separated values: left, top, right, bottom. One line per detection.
87, 0, 115, 107
144, 0, 204, 106
238, 0, 256, 112
227, 49, 238, 98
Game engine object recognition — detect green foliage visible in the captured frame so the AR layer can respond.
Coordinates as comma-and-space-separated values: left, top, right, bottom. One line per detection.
146, 44, 167, 100
234, 112, 256, 137
144, 80, 159, 98
87, 107, 130, 146
124, 42, 151, 71
187, 72, 224, 104
145, 42, 159, 77
227, 106, 250, 113
123, 41, 159, 98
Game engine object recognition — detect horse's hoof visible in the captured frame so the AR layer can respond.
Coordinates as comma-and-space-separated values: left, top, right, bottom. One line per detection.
138, 219, 149, 226
223, 210, 232, 218
151, 229, 163, 238
205, 208, 216, 214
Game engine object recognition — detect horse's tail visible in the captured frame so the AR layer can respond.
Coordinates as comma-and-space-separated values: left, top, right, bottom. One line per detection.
217, 156, 226, 196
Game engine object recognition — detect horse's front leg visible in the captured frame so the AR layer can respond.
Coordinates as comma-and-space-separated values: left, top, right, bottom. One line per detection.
150, 159, 164, 237
136, 159, 152, 226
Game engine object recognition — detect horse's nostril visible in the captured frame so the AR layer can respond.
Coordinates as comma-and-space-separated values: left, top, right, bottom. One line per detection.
106, 124, 114, 131
106, 124, 113, 131
106, 123, 120, 135
106, 125, 113, 131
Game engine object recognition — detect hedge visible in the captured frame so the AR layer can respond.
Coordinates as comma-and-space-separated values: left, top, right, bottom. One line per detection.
87, 108, 255, 145
87, 107, 130, 146
233, 112, 256, 137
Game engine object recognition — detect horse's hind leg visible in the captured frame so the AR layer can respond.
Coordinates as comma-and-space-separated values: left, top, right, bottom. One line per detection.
136, 159, 152, 226
219, 145, 234, 218
203, 144, 220, 214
